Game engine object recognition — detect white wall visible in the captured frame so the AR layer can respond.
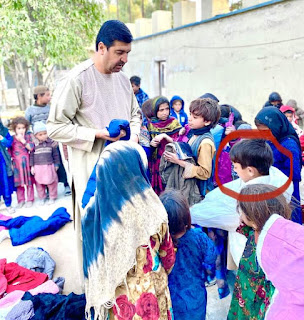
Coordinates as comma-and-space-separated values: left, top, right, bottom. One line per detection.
124, 0, 304, 123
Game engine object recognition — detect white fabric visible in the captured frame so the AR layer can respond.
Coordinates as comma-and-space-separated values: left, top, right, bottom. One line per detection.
190, 166, 293, 267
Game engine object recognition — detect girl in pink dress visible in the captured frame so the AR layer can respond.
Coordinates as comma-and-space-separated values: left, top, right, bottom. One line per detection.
9, 117, 35, 208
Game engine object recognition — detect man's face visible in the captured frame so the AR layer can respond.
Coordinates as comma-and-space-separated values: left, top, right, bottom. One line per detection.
102, 41, 131, 74
131, 83, 140, 94
38, 91, 51, 105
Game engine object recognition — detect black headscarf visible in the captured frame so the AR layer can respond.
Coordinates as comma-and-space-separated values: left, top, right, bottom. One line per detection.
255, 107, 301, 151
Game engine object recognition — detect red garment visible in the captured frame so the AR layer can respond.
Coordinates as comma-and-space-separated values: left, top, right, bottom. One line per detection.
0, 258, 48, 296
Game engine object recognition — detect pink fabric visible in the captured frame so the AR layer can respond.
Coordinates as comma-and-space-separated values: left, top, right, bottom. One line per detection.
35, 176, 58, 200
256, 215, 304, 320
0, 280, 59, 309
16, 185, 34, 203
0, 214, 12, 232
34, 164, 57, 185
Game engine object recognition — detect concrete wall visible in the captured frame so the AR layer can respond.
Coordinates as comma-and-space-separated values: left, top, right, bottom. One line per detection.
124, 0, 304, 123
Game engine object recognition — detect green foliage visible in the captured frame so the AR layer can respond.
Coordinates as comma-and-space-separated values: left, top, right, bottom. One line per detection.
103, 0, 179, 23
0, 0, 103, 73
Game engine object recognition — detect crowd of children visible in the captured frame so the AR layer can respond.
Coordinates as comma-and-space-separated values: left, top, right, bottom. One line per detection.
2, 86, 304, 320
0, 86, 71, 212
121, 88, 304, 320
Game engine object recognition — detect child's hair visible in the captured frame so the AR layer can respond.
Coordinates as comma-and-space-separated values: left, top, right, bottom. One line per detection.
234, 120, 250, 130
220, 104, 232, 118
238, 184, 292, 232
230, 139, 273, 175
159, 189, 191, 239
142, 98, 154, 120
283, 111, 293, 115
189, 98, 220, 128
11, 117, 30, 132
130, 75, 141, 86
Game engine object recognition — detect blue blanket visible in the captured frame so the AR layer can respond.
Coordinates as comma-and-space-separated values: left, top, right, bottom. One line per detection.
0, 207, 71, 246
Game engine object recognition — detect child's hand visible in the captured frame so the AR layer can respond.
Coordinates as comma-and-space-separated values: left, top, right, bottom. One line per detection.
30, 167, 35, 175
150, 138, 160, 147
179, 128, 186, 136
164, 151, 179, 164
55, 166, 59, 171
225, 126, 236, 136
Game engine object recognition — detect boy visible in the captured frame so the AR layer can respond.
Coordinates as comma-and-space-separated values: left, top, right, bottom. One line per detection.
25, 86, 51, 127
130, 76, 149, 108
190, 139, 294, 268
164, 98, 220, 197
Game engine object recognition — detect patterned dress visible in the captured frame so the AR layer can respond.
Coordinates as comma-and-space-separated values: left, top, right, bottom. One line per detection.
228, 226, 274, 320
109, 224, 175, 320
10, 133, 34, 187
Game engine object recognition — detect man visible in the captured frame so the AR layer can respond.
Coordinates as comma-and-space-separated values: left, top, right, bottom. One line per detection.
25, 86, 51, 126
46, 20, 140, 283
130, 75, 149, 108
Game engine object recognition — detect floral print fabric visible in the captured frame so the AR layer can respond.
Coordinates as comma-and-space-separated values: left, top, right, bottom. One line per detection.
228, 226, 274, 320
109, 224, 175, 320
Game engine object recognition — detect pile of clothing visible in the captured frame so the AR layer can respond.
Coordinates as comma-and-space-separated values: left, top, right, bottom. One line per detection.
0, 247, 85, 320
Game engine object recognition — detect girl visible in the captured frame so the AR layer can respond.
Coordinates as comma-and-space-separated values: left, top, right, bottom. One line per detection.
279, 105, 304, 137
0, 117, 15, 214
255, 107, 302, 224
82, 141, 175, 320
10, 117, 35, 208
237, 184, 304, 320
148, 96, 181, 194
30, 121, 60, 205
160, 189, 216, 320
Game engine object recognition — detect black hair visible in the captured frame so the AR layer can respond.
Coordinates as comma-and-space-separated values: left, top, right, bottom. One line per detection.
95, 20, 133, 51
230, 139, 273, 175
269, 92, 282, 102
159, 190, 191, 244
200, 93, 219, 102
220, 104, 231, 118
234, 120, 250, 130
130, 76, 141, 86
33, 93, 45, 102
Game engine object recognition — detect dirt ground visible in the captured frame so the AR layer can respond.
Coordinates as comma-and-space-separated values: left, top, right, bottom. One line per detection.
0, 183, 231, 319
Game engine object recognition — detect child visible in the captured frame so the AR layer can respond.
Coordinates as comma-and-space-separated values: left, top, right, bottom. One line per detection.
238, 184, 304, 320
139, 99, 153, 162
190, 139, 294, 319
0, 117, 15, 214
255, 107, 302, 224
148, 96, 181, 194
9, 117, 35, 208
25, 86, 51, 127
30, 122, 60, 205
170, 95, 188, 127
280, 105, 304, 137
160, 189, 216, 320
164, 98, 220, 197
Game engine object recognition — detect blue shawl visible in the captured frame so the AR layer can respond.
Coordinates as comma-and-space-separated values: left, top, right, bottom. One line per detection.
81, 141, 168, 319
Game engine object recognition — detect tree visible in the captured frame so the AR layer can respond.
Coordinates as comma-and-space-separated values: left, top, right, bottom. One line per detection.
0, 0, 103, 110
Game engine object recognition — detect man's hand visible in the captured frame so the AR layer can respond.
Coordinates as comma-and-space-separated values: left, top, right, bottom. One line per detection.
95, 128, 126, 142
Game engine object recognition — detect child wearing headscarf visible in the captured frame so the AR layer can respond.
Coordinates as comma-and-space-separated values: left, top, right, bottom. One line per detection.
148, 96, 181, 194
82, 141, 175, 320
255, 107, 302, 224
0, 117, 15, 214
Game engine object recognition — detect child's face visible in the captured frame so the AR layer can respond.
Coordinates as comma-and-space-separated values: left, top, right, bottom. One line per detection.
189, 112, 211, 129
157, 103, 170, 121
35, 131, 48, 142
172, 101, 182, 113
15, 123, 26, 136
284, 112, 293, 123
239, 210, 257, 230
131, 83, 140, 94
256, 123, 269, 131
37, 91, 51, 105
232, 162, 254, 183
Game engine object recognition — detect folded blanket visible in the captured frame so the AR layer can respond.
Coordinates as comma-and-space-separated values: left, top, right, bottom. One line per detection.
0, 207, 71, 246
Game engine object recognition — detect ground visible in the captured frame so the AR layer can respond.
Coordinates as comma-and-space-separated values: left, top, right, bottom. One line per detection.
0, 184, 231, 319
